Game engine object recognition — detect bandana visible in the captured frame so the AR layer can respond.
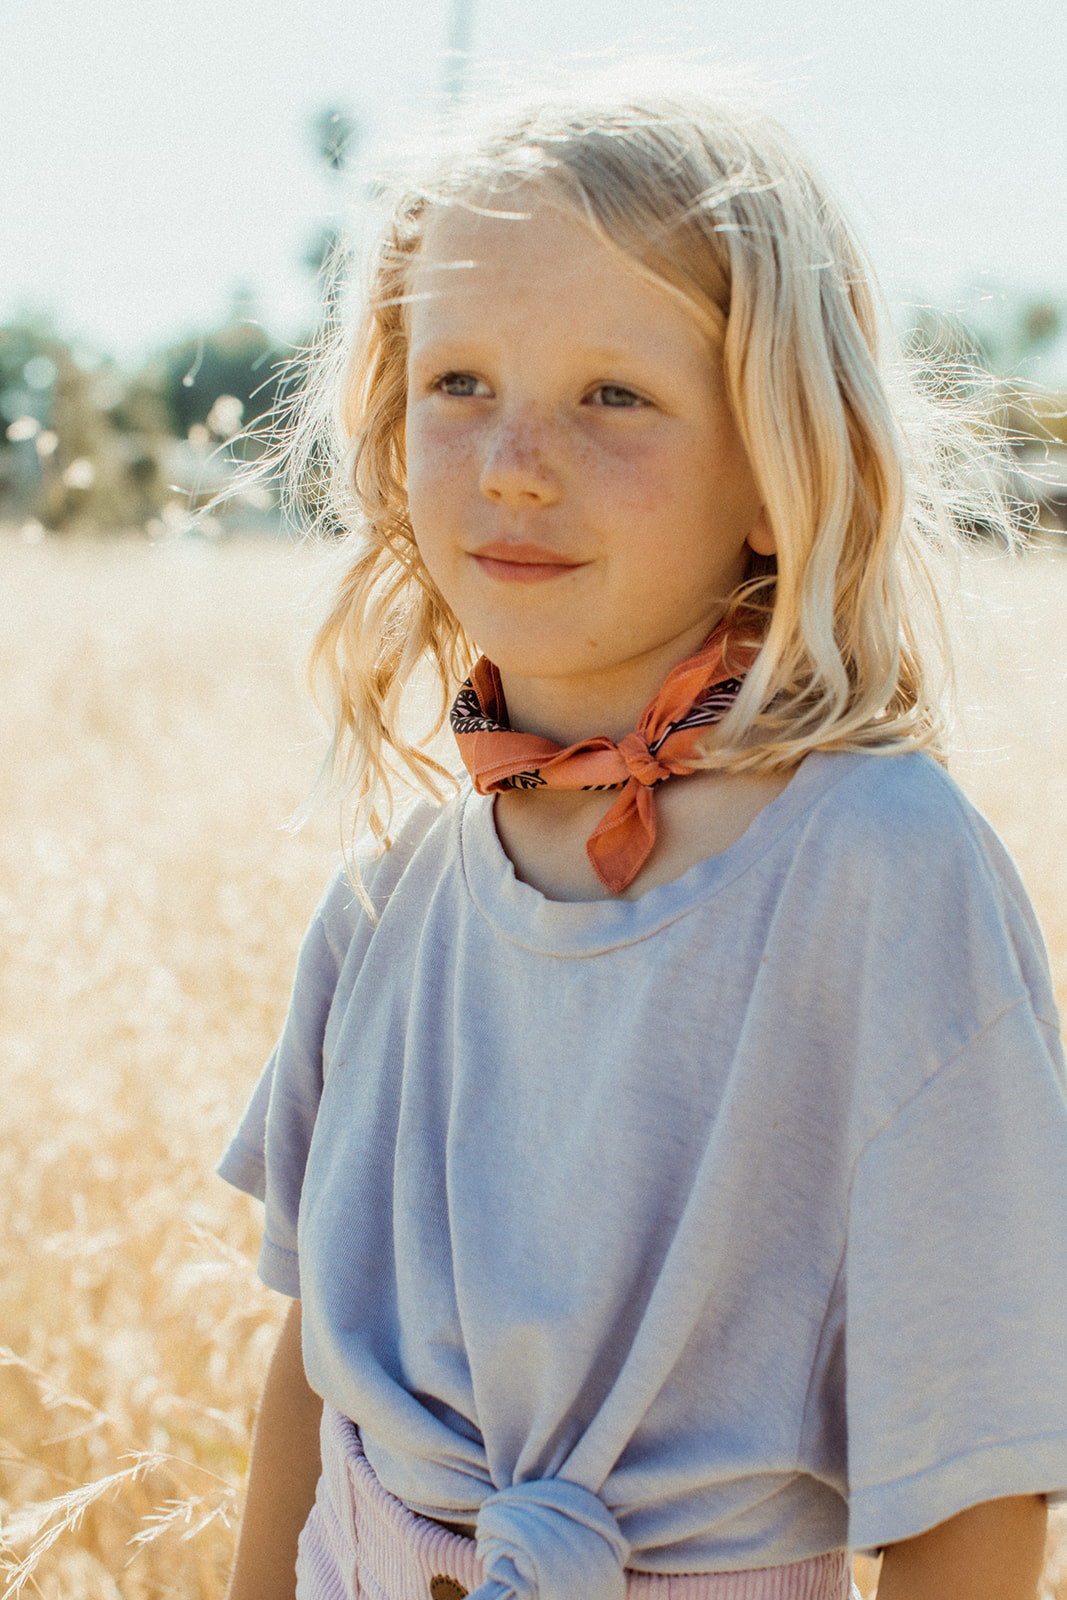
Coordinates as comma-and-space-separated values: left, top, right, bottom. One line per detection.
450, 616, 761, 894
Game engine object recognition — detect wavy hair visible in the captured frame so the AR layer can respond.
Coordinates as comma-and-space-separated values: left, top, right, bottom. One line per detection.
279, 94, 1017, 844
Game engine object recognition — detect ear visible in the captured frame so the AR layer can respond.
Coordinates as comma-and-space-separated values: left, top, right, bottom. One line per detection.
746, 508, 776, 557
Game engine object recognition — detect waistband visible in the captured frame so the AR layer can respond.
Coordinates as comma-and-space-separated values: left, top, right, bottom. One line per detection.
296, 1405, 855, 1600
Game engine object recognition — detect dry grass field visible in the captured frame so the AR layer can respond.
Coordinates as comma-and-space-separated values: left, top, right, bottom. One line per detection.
1, 530, 1065, 1598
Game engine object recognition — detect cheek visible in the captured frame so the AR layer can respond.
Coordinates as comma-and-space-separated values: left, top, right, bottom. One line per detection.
402, 414, 438, 506
405, 415, 477, 521
586, 436, 677, 519
403, 426, 465, 594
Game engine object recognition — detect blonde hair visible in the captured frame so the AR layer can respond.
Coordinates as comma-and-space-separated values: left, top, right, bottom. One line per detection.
280, 94, 1018, 844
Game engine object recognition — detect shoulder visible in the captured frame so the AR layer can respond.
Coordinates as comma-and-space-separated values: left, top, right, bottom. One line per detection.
800, 748, 984, 843
784, 748, 1058, 1030
311, 791, 464, 959
793, 749, 1031, 913
273, 793, 463, 1067
783, 750, 1061, 1117
798, 745, 1039, 915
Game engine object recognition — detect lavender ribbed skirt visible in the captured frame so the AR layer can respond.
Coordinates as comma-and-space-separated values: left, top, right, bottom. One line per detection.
296, 1406, 857, 1600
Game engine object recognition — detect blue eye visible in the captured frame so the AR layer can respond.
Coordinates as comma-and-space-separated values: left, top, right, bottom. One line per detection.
591, 384, 644, 408
435, 373, 488, 398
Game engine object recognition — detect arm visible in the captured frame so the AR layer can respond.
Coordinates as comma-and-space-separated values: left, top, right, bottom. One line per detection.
227, 1297, 324, 1600
876, 1494, 1047, 1600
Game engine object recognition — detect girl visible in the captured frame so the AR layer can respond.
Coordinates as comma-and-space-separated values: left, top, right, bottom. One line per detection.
218, 95, 1067, 1600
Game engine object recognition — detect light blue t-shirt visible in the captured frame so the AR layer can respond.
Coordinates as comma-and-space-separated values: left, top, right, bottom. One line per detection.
219, 750, 1067, 1574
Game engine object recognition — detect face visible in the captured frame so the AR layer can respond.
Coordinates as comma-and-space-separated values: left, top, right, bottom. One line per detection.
404, 200, 772, 739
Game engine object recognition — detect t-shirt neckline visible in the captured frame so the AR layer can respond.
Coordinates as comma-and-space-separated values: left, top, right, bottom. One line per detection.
459, 750, 857, 955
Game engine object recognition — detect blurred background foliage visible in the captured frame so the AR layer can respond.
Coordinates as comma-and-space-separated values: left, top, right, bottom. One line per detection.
0, 305, 288, 538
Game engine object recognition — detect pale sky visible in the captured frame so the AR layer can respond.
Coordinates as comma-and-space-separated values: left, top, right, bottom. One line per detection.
3, 0, 1066, 375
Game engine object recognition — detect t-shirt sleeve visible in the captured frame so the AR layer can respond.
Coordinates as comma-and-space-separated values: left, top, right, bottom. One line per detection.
216, 871, 351, 1298
845, 996, 1067, 1551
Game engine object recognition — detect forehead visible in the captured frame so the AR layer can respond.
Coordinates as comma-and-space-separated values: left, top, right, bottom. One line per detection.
409, 203, 612, 311
405, 201, 710, 356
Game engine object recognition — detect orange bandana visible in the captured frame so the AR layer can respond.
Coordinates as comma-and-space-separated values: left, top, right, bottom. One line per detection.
451, 617, 762, 894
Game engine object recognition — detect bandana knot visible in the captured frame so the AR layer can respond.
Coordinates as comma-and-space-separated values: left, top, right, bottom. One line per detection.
451, 616, 762, 894
614, 732, 676, 788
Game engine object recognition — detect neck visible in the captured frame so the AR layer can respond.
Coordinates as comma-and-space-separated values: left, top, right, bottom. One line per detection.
497, 676, 649, 746
494, 620, 721, 745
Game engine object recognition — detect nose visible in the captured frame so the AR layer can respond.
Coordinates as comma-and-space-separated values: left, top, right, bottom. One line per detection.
478, 414, 561, 507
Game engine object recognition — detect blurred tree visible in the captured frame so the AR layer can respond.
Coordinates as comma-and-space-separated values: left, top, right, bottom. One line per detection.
313, 105, 361, 174
900, 297, 1067, 538
0, 320, 173, 531
901, 307, 990, 403
152, 289, 285, 440
0, 320, 59, 511
302, 105, 363, 303
441, 0, 475, 117
926, 293, 1064, 383
1020, 299, 1061, 352
904, 293, 1065, 385
303, 224, 345, 283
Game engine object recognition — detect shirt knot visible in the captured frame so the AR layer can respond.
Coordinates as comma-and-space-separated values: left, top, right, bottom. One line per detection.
468, 1478, 628, 1600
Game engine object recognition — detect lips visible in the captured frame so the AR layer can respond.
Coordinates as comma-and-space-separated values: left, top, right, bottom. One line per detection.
470, 540, 585, 583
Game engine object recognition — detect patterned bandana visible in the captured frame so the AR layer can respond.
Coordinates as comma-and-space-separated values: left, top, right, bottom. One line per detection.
450, 616, 762, 894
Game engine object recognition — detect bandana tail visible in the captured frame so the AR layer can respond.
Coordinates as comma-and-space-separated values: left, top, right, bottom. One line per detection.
585, 780, 657, 894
